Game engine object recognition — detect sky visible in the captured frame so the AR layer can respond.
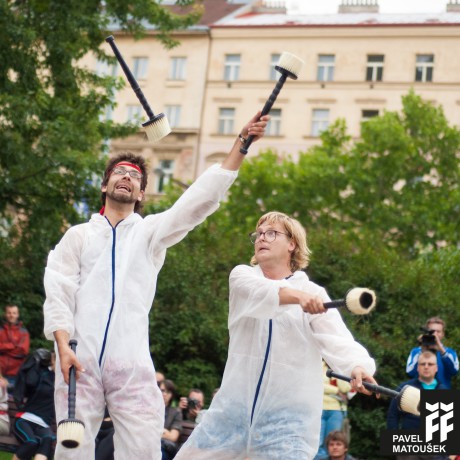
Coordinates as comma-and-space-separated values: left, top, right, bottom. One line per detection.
286, 0, 449, 14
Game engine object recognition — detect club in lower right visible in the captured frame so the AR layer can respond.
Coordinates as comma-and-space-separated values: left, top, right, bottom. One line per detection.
326, 369, 420, 416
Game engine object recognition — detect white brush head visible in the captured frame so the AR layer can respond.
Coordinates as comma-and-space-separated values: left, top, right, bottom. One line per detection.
398, 385, 420, 416
57, 419, 85, 449
142, 113, 171, 143
345, 287, 377, 315
276, 52, 305, 79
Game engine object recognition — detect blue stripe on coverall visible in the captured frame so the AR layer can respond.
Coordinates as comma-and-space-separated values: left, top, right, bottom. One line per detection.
99, 219, 122, 366
250, 319, 273, 425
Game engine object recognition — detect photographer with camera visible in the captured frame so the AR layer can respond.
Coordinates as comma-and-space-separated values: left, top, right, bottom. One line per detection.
179, 389, 205, 424
174, 212, 376, 460
406, 317, 459, 389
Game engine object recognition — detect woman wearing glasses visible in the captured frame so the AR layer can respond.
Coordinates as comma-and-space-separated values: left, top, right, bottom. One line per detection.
175, 211, 376, 460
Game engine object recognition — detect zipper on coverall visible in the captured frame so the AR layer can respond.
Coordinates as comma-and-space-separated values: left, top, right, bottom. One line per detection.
99, 219, 121, 367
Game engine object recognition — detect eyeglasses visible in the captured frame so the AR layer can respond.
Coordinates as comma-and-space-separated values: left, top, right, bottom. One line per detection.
418, 362, 436, 367
249, 229, 291, 244
112, 166, 142, 180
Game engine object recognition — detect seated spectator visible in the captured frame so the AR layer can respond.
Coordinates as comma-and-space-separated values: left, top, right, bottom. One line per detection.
12, 348, 56, 460
318, 430, 357, 460
161, 379, 182, 460
406, 316, 458, 388
0, 370, 9, 435
0, 304, 30, 389
388, 351, 446, 444
179, 389, 205, 424
315, 361, 352, 459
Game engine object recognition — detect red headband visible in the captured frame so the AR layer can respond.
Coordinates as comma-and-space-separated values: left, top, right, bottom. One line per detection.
115, 162, 142, 173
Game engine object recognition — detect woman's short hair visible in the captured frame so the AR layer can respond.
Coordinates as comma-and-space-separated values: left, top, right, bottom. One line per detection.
250, 211, 311, 272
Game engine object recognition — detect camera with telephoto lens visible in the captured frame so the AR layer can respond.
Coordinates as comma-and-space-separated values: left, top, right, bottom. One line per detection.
420, 327, 436, 347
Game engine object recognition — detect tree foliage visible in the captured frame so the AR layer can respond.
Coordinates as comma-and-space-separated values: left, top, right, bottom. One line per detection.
0, 0, 200, 346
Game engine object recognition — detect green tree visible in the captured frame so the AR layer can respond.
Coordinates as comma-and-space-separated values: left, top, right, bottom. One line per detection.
0, 0, 200, 346
342, 90, 460, 252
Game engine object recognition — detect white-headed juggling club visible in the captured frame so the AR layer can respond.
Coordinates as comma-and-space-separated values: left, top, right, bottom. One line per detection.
324, 287, 377, 315
106, 35, 171, 143
239, 51, 304, 154
326, 369, 420, 416
57, 340, 85, 449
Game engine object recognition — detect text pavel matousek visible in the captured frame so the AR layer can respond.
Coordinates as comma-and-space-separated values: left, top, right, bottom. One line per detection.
392, 435, 446, 454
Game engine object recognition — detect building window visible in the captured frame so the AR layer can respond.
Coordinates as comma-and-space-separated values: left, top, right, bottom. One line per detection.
127, 105, 143, 123
165, 105, 181, 128
224, 54, 240, 81
218, 108, 235, 134
317, 55, 335, 82
361, 110, 379, 121
169, 57, 187, 80
415, 54, 434, 82
132, 57, 148, 80
95, 59, 117, 77
266, 108, 282, 136
366, 55, 384, 82
269, 53, 281, 80
311, 109, 330, 137
155, 160, 175, 193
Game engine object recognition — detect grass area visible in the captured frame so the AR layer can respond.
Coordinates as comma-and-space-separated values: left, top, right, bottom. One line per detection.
0, 452, 13, 459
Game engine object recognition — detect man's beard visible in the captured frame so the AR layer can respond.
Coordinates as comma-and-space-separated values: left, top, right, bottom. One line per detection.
106, 187, 137, 205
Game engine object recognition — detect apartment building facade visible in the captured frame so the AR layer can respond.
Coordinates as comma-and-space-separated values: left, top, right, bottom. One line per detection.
84, 0, 460, 196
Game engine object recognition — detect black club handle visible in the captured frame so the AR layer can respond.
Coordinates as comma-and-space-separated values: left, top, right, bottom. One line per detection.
240, 73, 288, 155
68, 339, 78, 419
326, 369, 398, 398
323, 299, 346, 309
105, 35, 155, 119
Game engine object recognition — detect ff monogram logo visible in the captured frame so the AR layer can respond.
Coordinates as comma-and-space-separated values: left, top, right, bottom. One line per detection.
426, 402, 454, 442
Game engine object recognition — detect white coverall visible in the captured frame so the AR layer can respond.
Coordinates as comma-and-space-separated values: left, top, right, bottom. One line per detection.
43, 165, 237, 460
175, 264, 376, 460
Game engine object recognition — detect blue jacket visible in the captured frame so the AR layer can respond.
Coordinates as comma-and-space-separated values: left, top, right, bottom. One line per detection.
406, 346, 459, 389
386, 378, 447, 430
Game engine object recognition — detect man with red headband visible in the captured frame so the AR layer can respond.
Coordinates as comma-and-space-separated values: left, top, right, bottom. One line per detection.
43, 112, 268, 460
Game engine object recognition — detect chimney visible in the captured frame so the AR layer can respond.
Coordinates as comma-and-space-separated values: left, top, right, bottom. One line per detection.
339, 0, 379, 14
447, 0, 460, 12
251, 0, 287, 14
